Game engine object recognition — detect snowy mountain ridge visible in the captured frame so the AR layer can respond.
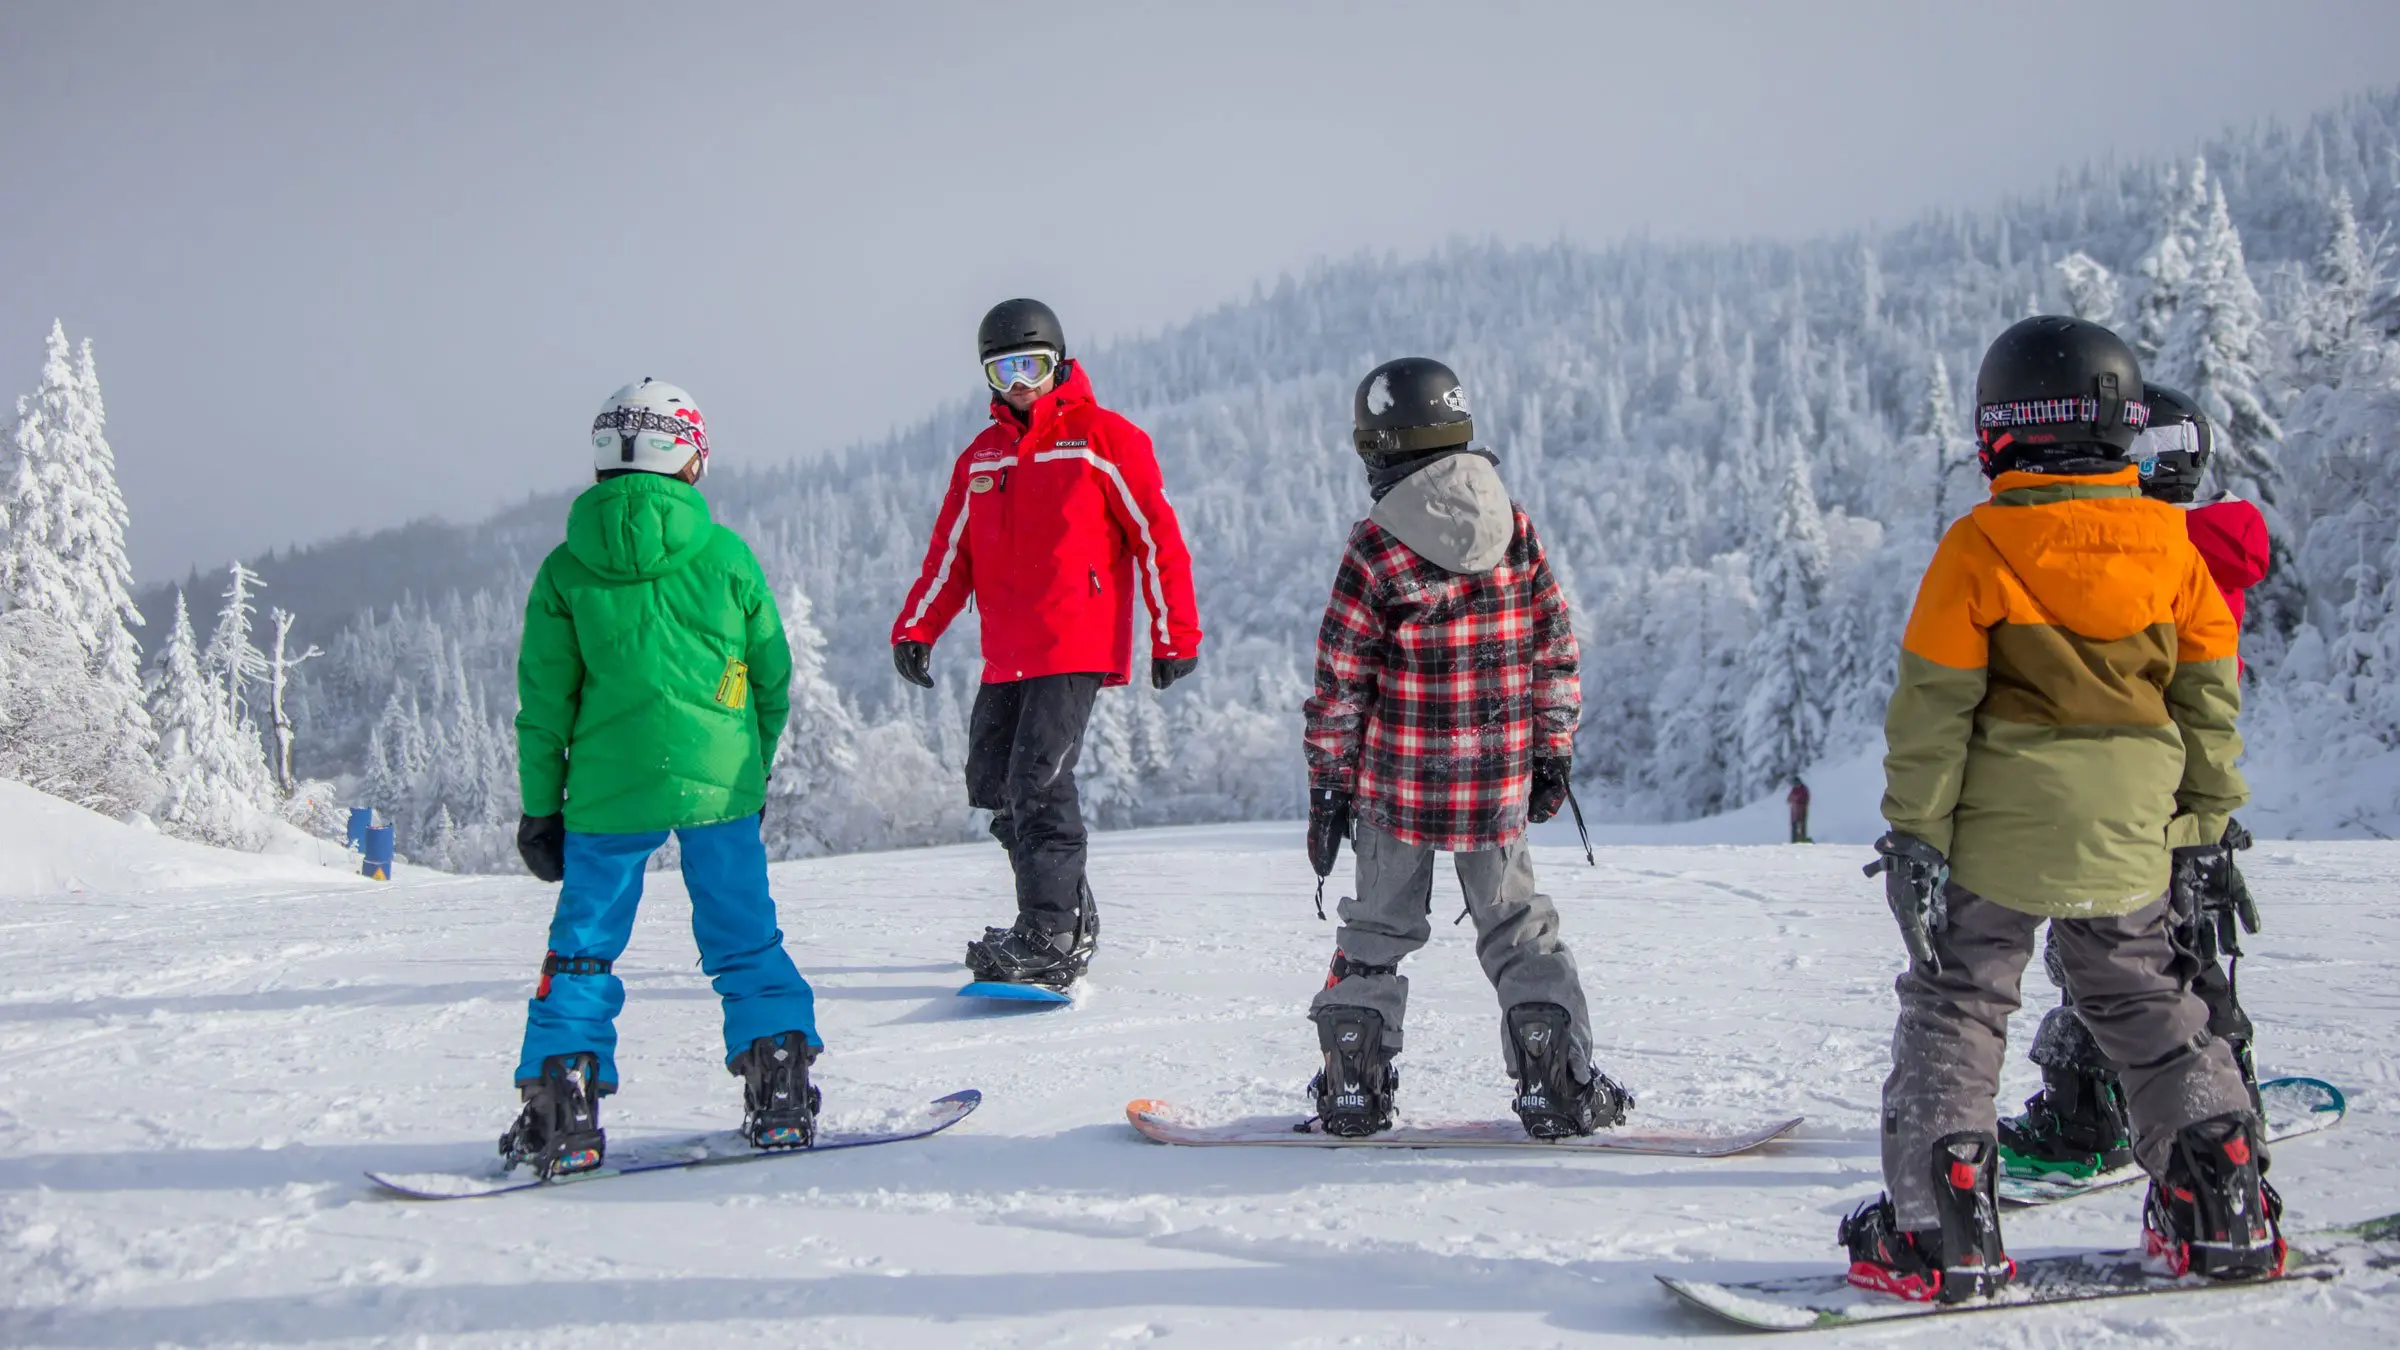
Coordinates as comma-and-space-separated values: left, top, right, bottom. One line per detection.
76, 85, 2400, 866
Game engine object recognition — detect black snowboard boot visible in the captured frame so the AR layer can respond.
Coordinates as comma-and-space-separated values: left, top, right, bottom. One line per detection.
966, 917, 1085, 988
1998, 1066, 2135, 1179
732, 1032, 821, 1150
1307, 1005, 1398, 1137
2143, 1112, 2285, 1281
499, 1051, 607, 1179
1844, 1132, 2013, 1303
1505, 1002, 1632, 1138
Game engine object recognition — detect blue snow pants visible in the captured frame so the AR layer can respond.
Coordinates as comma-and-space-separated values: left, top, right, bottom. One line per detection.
514, 814, 818, 1088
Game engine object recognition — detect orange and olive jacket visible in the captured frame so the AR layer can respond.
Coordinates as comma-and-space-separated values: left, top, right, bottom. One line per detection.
1881, 467, 2246, 918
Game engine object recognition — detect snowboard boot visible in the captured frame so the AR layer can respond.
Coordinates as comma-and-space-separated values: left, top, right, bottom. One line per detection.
1843, 1132, 2013, 1303
1998, 1067, 2135, 1180
2142, 1112, 2286, 1281
1505, 1002, 1632, 1139
732, 1032, 821, 1150
499, 1051, 607, 1179
966, 918, 1084, 989
1307, 1005, 1398, 1137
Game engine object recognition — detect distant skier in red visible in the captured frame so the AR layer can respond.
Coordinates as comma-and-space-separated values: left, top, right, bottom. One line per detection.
1786, 778, 1811, 844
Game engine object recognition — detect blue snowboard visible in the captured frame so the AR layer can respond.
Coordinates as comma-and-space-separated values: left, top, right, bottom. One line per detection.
958, 981, 1073, 1005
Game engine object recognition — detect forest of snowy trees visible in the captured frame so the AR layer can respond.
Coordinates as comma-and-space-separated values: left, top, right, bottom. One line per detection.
15, 88, 2400, 867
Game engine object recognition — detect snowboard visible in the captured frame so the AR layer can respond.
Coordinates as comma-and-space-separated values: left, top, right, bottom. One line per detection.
2000, 1077, 2346, 1207
366, 1089, 981, 1200
1126, 1099, 1803, 1157
1656, 1210, 2399, 1332
958, 980, 1074, 1005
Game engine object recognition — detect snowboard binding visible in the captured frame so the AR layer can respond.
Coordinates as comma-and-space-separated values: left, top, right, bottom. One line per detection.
1505, 1002, 1631, 1138
1843, 1132, 2013, 1304
966, 885, 1097, 990
2142, 1112, 2286, 1281
1998, 1068, 2134, 1179
500, 1051, 607, 1179
732, 1031, 821, 1150
1306, 1005, 1398, 1137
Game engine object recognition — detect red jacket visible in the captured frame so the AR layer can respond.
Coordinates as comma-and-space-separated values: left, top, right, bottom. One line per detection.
2184, 496, 2268, 631
893, 361, 1202, 686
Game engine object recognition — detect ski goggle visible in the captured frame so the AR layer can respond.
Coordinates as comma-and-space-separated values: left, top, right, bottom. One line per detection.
2131, 421, 2202, 476
983, 348, 1058, 392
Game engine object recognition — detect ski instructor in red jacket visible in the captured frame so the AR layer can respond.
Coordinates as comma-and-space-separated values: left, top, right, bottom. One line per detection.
892, 299, 1203, 990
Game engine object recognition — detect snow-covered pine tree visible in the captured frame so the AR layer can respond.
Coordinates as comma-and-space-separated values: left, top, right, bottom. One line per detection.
0, 321, 157, 813
1920, 355, 1976, 543
2159, 184, 2284, 506
2055, 251, 2120, 325
762, 582, 862, 858
1079, 687, 1140, 829
205, 561, 272, 729
2133, 159, 2209, 358
2295, 190, 2375, 365
1738, 445, 1831, 800
151, 590, 263, 846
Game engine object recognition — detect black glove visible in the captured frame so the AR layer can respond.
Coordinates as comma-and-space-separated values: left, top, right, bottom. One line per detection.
1863, 830, 1949, 970
1151, 655, 1199, 690
893, 640, 933, 688
1529, 756, 1571, 824
517, 813, 566, 883
1306, 788, 1352, 878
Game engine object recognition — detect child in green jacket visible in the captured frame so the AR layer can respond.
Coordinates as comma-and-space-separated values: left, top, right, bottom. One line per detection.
502, 378, 817, 1179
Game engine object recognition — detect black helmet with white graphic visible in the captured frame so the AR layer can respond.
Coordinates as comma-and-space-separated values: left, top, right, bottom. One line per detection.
1352, 357, 1474, 459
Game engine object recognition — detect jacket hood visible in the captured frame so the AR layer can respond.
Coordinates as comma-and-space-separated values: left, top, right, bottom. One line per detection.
1369, 451, 1515, 574
987, 358, 1095, 429
1970, 467, 2193, 641
565, 474, 718, 582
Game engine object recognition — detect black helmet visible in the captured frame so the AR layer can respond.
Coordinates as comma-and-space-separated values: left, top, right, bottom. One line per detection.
1352, 357, 1474, 458
2134, 382, 2213, 503
1974, 316, 2149, 476
978, 298, 1065, 361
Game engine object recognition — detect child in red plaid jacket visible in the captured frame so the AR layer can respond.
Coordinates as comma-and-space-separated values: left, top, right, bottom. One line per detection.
1299, 357, 1633, 1140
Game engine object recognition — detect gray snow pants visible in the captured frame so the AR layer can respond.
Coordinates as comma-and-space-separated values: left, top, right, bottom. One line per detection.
1882, 883, 2254, 1229
1309, 823, 1595, 1083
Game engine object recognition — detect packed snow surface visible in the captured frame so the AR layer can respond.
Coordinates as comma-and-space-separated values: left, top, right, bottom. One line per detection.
4, 820, 2397, 1346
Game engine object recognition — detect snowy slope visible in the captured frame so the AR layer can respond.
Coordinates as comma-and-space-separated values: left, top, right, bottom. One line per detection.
0, 779, 362, 898
2, 822, 2395, 1347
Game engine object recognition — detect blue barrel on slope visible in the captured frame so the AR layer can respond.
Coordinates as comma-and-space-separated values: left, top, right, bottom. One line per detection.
346, 807, 373, 851
362, 826, 395, 881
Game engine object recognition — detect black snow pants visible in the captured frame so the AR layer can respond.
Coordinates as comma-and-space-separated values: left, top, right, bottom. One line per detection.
966, 673, 1102, 934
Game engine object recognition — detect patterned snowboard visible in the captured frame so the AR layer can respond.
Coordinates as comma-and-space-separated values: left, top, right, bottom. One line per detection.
2000, 1077, 2346, 1207
1656, 1210, 2398, 1332
367, 1089, 980, 1199
1126, 1099, 1802, 1156
958, 981, 1074, 1004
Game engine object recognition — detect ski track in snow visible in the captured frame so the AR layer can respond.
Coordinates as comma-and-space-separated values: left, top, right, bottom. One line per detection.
2, 824, 2396, 1346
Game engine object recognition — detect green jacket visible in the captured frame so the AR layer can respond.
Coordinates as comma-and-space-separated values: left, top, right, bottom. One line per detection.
515, 475, 792, 834
1881, 468, 2245, 917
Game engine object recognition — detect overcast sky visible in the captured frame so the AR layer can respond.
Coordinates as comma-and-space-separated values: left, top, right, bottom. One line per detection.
5, 1, 2396, 580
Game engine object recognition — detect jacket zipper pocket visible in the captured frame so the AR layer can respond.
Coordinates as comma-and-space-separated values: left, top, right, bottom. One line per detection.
715, 657, 750, 711
1090, 566, 1102, 596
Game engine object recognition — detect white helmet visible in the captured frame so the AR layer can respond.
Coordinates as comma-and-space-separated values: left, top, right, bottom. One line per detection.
591, 378, 709, 478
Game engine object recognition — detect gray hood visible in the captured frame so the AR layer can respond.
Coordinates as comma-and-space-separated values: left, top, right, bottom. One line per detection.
1367, 452, 1514, 574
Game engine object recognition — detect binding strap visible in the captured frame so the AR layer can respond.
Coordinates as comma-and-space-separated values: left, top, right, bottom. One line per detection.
536, 952, 615, 1000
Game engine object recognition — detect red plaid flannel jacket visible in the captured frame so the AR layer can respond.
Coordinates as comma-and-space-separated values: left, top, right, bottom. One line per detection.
1302, 506, 1580, 851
